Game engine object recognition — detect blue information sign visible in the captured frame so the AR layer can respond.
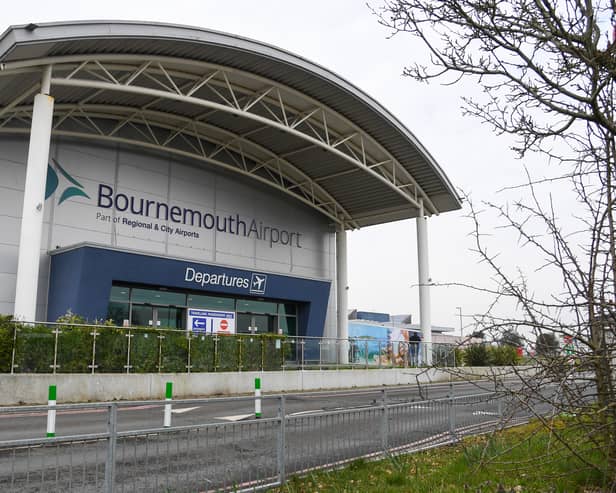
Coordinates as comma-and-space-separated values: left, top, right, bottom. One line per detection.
187, 308, 236, 334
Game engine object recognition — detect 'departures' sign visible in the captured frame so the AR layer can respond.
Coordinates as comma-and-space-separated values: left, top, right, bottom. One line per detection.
187, 308, 236, 334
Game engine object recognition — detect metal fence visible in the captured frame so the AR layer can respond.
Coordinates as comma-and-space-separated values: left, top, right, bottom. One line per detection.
1, 321, 457, 374
0, 390, 535, 492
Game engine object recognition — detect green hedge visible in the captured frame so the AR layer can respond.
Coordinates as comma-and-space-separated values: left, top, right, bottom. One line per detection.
0, 317, 287, 373
461, 343, 521, 366
0, 315, 15, 373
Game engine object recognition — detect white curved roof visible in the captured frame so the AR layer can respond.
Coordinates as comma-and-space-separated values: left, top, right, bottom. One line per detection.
0, 20, 461, 228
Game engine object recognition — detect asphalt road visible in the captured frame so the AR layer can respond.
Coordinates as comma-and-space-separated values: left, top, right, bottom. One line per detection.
0, 379, 542, 492
0, 379, 506, 441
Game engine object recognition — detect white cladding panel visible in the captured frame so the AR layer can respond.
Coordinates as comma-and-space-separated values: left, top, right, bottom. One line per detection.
0, 137, 336, 332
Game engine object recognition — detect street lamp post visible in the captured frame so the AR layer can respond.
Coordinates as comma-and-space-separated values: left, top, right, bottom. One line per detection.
456, 307, 463, 337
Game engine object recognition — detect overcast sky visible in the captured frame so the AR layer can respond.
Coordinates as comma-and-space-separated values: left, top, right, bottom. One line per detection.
2, 0, 580, 334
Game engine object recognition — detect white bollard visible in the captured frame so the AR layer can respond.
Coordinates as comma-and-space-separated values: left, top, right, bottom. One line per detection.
255, 377, 262, 419
46, 385, 56, 437
163, 381, 172, 428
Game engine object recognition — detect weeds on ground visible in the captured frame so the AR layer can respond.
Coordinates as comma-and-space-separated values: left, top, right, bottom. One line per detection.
272, 420, 610, 492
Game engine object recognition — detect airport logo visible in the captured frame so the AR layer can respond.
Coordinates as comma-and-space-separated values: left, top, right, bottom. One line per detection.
250, 273, 267, 295
45, 158, 90, 205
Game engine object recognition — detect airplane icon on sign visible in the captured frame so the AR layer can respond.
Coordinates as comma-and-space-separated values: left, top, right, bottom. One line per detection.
253, 276, 266, 290
250, 273, 267, 294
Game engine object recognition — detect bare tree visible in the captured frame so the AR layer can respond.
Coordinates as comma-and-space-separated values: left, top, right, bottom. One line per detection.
500, 328, 524, 348
373, 0, 616, 486
535, 332, 560, 356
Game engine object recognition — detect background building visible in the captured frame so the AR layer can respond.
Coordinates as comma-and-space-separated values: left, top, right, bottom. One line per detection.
0, 21, 460, 343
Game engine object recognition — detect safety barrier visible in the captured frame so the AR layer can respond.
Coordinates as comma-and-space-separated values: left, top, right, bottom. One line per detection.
0, 389, 539, 492
1, 321, 456, 374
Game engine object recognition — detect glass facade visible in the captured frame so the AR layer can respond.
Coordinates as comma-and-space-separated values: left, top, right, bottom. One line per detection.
106, 283, 298, 335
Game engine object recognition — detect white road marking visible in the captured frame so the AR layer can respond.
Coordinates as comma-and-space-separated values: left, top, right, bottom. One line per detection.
472, 411, 500, 416
171, 406, 200, 414
215, 414, 254, 422
289, 409, 324, 416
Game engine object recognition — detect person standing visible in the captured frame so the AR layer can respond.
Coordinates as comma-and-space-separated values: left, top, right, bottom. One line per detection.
409, 331, 421, 366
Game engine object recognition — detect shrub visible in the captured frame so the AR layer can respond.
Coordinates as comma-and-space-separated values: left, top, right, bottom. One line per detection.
216, 335, 240, 371
240, 336, 263, 371
129, 328, 160, 372
189, 333, 216, 372
0, 314, 302, 374
161, 330, 189, 372
56, 325, 92, 372
95, 327, 129, 372
0, 315, 15, 372
463, 344, 490, 366
454, 347, 465, 367
489, 344, 520, 366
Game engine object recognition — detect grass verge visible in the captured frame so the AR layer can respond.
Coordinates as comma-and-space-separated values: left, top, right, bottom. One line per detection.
269, 419, 611, 492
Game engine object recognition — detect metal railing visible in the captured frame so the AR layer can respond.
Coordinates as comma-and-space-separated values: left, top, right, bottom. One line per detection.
1, 321, 457, 374
0, 390, 536, 492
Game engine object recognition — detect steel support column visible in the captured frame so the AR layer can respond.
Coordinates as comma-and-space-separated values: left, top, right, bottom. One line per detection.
13, 66, 54, 322
336, 225, 349, 364
416, 202, 432, 365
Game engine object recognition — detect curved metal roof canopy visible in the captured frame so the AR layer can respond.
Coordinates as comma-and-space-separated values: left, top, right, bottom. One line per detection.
0, 21, 461, 229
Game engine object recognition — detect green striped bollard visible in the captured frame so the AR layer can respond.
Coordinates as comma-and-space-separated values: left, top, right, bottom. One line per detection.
163, 382, 172, 428
46, 385, 56, 437
255, 377, 262, 419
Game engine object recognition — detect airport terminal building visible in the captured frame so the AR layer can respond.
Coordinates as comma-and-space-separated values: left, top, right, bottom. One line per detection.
0, 21, 461, 342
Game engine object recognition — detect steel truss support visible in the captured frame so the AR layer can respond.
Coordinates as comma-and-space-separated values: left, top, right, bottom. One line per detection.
1, 103, 355, 226
0, 55, 439, 228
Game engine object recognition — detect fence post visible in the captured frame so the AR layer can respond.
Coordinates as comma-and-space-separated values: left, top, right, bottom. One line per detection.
496, 380, 503, 419
10, 324, 18, 374
238, 336, 243, 372
381, 389, 388, 453
51, 326, 61, 374
104, 403, 118, 493
89, 330, 99, 374
277, 394, 286, 486
336, 338, 340, 369
157, 333, 164, 373
124, 330, 133, 374
364, 340, 368, 369
186, 332, 192, 374
46, 384, 56, 437
300, 339, 305, 370
214, 334, 219, 372
404, 342, 409, 368
448, 381, 456, 442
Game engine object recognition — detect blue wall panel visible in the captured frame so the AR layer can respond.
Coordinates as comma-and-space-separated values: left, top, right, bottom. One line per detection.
48, 246, 331, 337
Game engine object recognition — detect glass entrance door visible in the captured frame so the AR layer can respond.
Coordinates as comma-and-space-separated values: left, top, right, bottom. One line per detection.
130, 305, 184, 329
156, 307, 184, 329
236, 313, 253, 334
253, 314, 275, 333
236, 313, 277, 334
131, 305, 154, 327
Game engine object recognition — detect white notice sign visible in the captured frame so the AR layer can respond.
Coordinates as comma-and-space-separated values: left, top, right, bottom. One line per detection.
187, 308, 236, 334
